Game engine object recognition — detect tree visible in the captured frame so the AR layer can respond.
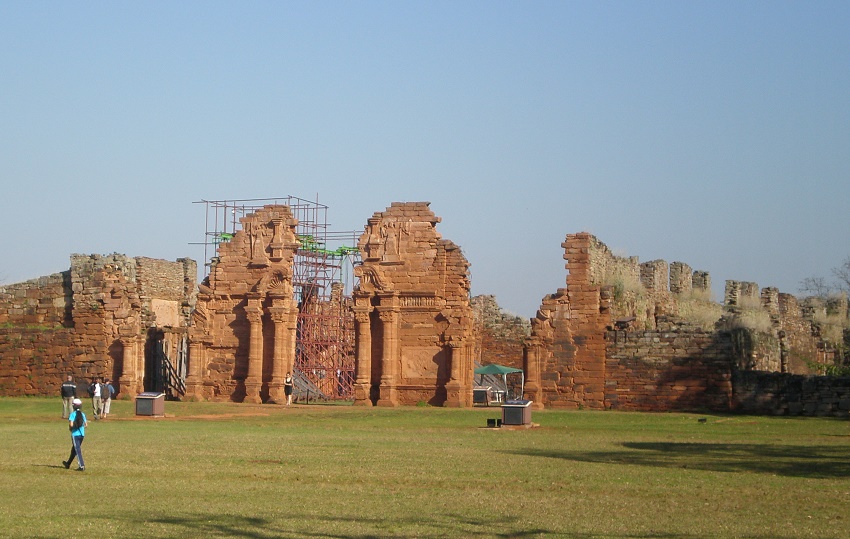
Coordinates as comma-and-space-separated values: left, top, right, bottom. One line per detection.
799, 256, 850, 298
832, 256, 850, 294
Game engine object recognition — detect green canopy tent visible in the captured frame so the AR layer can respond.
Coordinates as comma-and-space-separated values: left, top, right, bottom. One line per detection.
474, 364, 524, 401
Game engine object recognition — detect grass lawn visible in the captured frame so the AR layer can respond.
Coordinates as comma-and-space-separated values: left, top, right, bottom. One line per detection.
1, 397, 848, 538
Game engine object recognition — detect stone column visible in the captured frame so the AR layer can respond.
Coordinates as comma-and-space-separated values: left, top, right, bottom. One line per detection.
286, 303, 298, 376
185, 338, 206, 401
118, 336, 139, 397
523, 341, 545, 409
444, 340, 463, 407
267, 300, 289, 403
352, 308, 373, 406
244, 297, 264, 404
376, 306, 399, 407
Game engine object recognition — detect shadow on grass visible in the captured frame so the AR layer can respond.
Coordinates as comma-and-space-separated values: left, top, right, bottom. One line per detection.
95, 511, 807, 539
112, 512, 553, 539
507, 442, 850, 479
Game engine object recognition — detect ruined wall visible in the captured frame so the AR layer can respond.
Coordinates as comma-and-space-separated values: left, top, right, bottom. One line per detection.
733, 371, 850, 416
470, 295, 529, 370
524, 232, 613, 409
186, 205, 300, 403
605, 317, 733, 412
526, 231, 847, 412
0, 254, 195, 397
722, 280, 842, 376
136, 257, 197, 328
0, 273, 73, 395
352, 202, 475, 407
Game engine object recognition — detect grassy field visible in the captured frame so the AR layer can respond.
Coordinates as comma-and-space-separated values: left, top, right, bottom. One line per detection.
1, 397, 848, 538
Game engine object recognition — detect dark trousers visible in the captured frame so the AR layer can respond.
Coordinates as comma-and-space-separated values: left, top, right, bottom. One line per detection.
67, 435, 85, 468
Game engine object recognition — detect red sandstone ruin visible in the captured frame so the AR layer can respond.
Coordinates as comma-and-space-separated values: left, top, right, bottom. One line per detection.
523, 232, 849, 414
352, 202, 475, 407
185, 205, 300, 403
1, 205, 848, 415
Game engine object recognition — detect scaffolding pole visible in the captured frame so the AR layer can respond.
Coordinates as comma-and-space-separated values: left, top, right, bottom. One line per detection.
192, 196, 361, 400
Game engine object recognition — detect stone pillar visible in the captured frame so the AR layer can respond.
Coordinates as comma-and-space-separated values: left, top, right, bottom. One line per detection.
669, 262, 693, 295
267, 301, 289, 404
185, 338, 206, 401
376, 305, 399, 407
523, 342, 545, 409
118, 336, 139, 397
444, 341, 463, 407
640, 260, 669, 292
692, 271, 711, 293
286, 305, 298, 376
352, 308, 373, 406
724, 280, 740, 307
244, 296, 264, 404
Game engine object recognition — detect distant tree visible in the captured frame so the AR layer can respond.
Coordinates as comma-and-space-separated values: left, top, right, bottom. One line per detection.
833, 256, 850, 294
799, 276, 834, 297
799, 257, 850, 298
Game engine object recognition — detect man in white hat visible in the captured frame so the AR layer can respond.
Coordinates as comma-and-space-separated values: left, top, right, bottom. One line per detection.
63, 398, 87, 471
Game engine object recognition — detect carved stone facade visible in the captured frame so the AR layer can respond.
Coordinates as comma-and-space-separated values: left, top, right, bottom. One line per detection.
352, 202, 475, 407
186, 205, 300, 403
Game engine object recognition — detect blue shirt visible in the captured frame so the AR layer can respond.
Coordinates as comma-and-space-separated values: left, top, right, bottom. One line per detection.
69, 410, 86, 437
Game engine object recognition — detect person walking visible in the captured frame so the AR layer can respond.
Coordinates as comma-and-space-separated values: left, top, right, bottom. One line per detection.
90, 377, 102, 419
63, 398, 87, 471
100, 379, 114, 419
284, 372, 294, 406
60, 375, 76, 419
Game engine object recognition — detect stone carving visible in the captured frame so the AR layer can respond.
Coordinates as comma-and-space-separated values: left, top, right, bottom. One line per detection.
187, 205, 299, 402
352, 202, 474, 407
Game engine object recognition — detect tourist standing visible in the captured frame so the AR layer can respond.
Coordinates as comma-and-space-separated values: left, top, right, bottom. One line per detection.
63, 398, 87, 471
284, 372, 294, 406
100, 379, 114, 419
60, 375, 76, 419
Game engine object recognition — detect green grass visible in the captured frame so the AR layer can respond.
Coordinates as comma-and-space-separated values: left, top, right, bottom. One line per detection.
1, 398, 849, 538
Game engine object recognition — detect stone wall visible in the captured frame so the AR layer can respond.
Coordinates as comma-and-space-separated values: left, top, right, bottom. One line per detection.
0, 306, 74, 396
524, 232, 613, 409
0, 272, 71, 327
352, 202, 475, 407
721, 280, 843, 375
525, 232, 848, 412
733, 370, 850, 416
0, 254, 195, 397
470, 295, 529, 370
605, 317, 733, 412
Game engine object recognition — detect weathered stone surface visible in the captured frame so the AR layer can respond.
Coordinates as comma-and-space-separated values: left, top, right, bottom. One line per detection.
525, 232, 848, 414
0, 255, 195, 397
352, 202, 475, 407
186, 205, 299, 403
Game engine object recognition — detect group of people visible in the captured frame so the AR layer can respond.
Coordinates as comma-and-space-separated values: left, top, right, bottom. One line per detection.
59, 375, 116, 471
61, 375, 115, 420
58, 372, 295, 471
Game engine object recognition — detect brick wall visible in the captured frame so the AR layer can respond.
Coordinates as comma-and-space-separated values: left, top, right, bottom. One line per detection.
605, 318, 733, 411
0, 254, 195, 397
733, 370, 850, 416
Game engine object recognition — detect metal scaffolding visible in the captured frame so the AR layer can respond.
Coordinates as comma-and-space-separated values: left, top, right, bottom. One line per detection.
194, 197, 360, 400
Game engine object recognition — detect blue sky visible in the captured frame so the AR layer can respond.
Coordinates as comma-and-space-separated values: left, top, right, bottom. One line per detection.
2, 1, 848, 318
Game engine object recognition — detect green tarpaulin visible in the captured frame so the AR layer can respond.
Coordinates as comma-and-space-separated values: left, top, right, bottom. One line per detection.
474, 364, 523, 375
474, 364, 524, 400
